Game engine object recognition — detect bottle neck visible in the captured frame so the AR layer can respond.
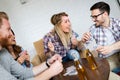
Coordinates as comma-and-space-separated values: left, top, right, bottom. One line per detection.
74, 59, 82, 67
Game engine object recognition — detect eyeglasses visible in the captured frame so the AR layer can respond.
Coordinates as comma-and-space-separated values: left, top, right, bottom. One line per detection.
91, 12, 104, 19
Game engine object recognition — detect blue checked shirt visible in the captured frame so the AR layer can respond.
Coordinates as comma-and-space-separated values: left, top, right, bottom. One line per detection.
43, 30, 79, 57
86, 18, 120, 57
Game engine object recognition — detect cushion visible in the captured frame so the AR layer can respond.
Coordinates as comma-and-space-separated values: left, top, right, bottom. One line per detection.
32, 39, 46, 66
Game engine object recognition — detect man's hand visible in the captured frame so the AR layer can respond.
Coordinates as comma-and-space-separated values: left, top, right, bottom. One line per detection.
48, 54, 62, 65
96, 45, 113, 55
81, 32, 91, 43
48, 60, 63, 76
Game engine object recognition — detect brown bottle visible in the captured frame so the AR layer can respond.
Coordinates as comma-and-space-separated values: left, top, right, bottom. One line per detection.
74, 59, 87, 80
85, 49, 97, 70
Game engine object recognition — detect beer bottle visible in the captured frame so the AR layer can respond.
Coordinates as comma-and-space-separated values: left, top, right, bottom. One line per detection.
74, 59, 87, 80
72, 53, 87, 80
85, 49, 97, 70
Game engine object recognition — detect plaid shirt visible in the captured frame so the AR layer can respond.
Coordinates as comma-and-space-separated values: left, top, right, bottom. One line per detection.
87, 18, 120, 57
43, 30, 79, 57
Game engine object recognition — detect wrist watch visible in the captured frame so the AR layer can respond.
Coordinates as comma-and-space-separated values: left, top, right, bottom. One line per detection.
46, 59, 50, 67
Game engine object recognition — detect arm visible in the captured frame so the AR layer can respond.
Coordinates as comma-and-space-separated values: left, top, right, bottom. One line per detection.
71, 35, 79, 48
81, 25, 95, 44
32, 54, 62, 75
2, 49, 62, 80
43, 34, 55, 58
81, 32, 91, 43
11, 52, 62, 80
33, 54, 63, 80
10, 53, 62, 80
45, 41, 55, 58
96, 41, 120, 54
1, 49, 34, 79
111, 41, 120, 50
32, 62, 48, 75
44, 41, 55, 58
71, 31, 80, 49
0, 64, 18, 80
43, 33, 61, 58
34, 60, 63, 80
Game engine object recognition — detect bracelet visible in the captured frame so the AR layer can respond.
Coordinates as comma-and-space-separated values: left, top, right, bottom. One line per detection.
14, 56, 19, 61
46, 60, 50, 68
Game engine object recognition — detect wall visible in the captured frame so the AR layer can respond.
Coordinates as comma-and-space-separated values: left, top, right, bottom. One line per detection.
0, 0, 120, 60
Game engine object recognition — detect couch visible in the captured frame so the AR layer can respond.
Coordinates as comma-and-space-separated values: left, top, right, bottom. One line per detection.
31, 39, 46, 66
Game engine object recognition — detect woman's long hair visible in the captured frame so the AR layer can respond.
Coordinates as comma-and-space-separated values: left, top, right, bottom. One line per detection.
8, 29, 30, 67
12, 44, 22, 57
51, 12, 72, 49
54, 25, 72, 49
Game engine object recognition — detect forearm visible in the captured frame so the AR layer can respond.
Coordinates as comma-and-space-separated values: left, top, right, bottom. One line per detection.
34, 68, 54, 80
32, 62, 48, 76
34, 60, 63, 80
77, 41, 86, 50
111, 41, 120, 50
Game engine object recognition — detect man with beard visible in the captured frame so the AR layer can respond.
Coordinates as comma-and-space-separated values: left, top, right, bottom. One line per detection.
81, 1, 120, 73
0, 12, 63, 80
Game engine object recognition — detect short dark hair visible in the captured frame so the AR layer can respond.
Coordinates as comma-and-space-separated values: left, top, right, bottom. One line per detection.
90, 2, 110, 15
0, 12, 9, 28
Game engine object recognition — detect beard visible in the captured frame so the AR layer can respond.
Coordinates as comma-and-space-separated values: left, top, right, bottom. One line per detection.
95, 20, 104, 27
1, 37, 10, 48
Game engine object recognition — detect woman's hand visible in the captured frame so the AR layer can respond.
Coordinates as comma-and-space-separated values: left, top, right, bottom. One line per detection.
17, 50, 30, 64
48, 41, 54, 52
71, 36, 78, 46
17, 53, 26, 64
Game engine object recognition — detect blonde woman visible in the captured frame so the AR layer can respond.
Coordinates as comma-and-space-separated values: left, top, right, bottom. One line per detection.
43, 12, 80, 62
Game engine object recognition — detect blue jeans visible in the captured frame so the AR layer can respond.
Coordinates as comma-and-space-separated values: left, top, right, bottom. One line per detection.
62, 49, 80, 62
112, 67, 120, 73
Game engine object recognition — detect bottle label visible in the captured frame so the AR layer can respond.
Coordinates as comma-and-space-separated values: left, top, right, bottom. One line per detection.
78, 64, 82, 69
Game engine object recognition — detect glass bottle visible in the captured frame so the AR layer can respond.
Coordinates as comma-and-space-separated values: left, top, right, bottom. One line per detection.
72, 52, 87, 80
74, 59, 87, 80
85, 49, 97, 70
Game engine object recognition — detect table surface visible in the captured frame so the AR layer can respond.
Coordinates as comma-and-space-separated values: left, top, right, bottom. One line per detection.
52, 58, 110, 80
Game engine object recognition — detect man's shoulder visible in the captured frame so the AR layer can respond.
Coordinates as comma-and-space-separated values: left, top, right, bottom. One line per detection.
0, 48, 12, 60
0, 48, 10, 56
111, 17, 120, 22
0, 48, 13, 69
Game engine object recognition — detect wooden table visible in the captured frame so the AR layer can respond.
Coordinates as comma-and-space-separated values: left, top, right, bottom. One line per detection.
52, 58, 110, 80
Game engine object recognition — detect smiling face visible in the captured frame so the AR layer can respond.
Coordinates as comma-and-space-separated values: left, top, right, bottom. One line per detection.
60, 16, 71, 33
91, 9, 106, 27
0, 18, 12, 48
7, 30, 16, 46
